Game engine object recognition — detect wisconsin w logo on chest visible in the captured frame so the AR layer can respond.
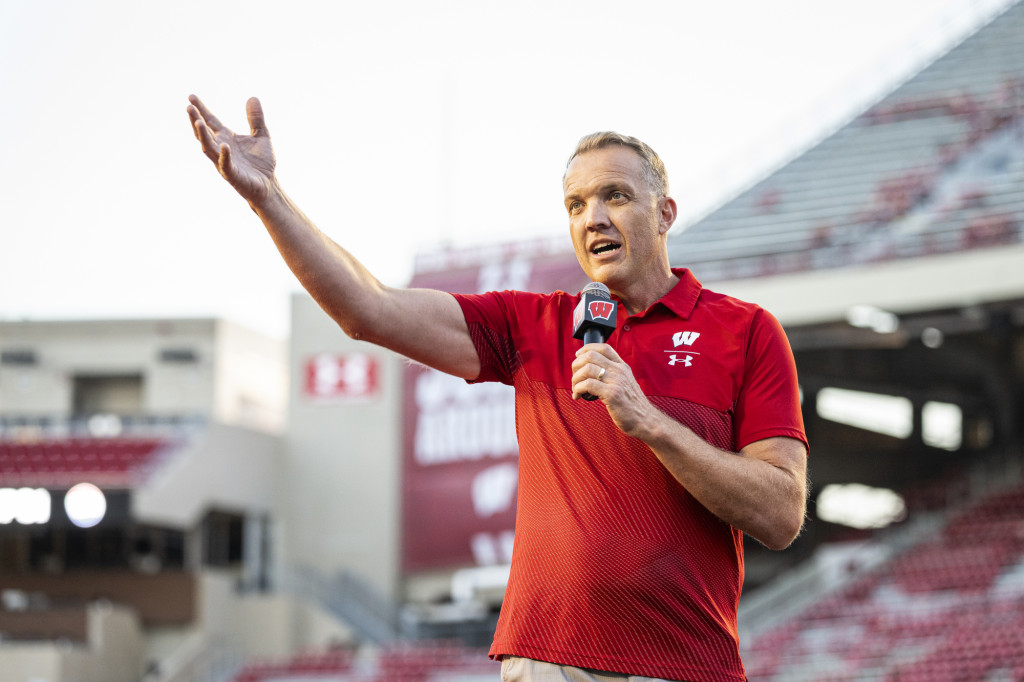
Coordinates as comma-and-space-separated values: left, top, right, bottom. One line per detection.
672, 331, 700, 347
667, 331, 701, 369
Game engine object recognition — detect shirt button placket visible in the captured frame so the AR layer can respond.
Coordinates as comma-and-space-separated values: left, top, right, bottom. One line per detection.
619, 322, 633, 360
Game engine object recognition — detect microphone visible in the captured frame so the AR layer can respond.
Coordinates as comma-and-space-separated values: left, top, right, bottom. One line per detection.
572, 282, 617, 400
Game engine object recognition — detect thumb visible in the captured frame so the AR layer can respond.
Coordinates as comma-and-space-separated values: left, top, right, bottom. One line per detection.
246, 97, 269, 137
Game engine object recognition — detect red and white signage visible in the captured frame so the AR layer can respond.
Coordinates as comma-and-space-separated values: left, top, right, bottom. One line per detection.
304, 353, 379, 402
400, 246, 589, 572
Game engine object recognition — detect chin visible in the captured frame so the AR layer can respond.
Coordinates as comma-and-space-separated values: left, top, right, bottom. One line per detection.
589, 270, 626, 294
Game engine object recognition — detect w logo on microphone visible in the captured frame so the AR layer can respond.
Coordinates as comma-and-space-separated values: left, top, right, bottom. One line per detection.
589, 300, 615, 320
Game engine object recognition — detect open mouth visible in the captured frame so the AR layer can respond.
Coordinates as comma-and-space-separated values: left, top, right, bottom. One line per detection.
592, 242, 621, 255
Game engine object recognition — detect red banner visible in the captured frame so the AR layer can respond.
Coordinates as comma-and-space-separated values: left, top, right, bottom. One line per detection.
401, 240, 587, 572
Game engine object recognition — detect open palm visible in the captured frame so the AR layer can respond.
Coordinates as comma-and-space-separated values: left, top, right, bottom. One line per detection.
187, 95, 276, 205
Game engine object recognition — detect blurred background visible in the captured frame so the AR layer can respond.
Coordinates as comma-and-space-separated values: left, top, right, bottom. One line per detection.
1, 0, 1023, 680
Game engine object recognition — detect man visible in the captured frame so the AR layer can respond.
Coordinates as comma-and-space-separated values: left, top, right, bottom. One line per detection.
187, 95, 808, 682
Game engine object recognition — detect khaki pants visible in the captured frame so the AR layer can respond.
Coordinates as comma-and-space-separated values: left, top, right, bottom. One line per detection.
500, 656, 678, 682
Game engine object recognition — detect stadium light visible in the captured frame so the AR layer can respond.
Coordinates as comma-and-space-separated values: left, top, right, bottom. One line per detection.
0, 487, 51, 525
923, 401, 962, 451
817, 387, 913, 439
817, 483, 906, 529
846, 304, 899, 334
921, 326, 944, 348
65, 483, 107, 528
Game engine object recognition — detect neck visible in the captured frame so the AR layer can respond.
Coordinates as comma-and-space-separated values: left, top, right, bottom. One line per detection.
614, 269, 679, 315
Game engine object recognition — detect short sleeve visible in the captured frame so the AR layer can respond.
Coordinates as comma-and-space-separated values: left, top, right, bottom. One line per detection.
733, 308, 808, 452
452, 291, 521, 385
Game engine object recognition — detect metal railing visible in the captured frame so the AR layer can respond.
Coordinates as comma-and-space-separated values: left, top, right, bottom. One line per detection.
287, 565, 401, 645
0, 412, 206, 440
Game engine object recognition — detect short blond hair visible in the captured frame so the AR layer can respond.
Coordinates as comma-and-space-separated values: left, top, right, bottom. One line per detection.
565, 132, 669, 197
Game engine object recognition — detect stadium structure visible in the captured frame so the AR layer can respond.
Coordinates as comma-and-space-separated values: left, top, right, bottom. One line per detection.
2, 1, 1023, 680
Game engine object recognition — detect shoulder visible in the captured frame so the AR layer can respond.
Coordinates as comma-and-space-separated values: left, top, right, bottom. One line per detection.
453, 289, 575, 326
695, 287, 790, 351
694, 286, 768, 326
697, 285, 761, 314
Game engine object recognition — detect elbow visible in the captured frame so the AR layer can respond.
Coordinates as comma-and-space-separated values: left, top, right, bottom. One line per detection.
760, 468, 809, 550
339, 318, 370, 342
326, 303, 383, 344
311, 281, 390, 344
338, 320, 389, 348
753, 502, 807, 551
759, 516, 804, 551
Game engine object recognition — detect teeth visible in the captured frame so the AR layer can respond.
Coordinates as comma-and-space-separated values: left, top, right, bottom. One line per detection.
593, 243, 620, 254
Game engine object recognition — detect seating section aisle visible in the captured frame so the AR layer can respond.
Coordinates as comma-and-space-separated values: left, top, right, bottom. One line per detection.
742, 481, 1024, 680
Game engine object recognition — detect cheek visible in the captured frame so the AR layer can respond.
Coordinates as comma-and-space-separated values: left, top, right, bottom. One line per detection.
625, 213, 662, 252
569, 220, 586, 245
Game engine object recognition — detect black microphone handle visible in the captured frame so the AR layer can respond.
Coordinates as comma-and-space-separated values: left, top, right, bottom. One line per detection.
580, 326, 608, 401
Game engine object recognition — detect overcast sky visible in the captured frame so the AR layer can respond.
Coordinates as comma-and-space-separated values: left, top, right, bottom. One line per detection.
0, 0, 1014, 339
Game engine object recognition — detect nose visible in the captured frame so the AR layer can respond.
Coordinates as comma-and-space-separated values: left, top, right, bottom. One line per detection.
583, 200, 610, 231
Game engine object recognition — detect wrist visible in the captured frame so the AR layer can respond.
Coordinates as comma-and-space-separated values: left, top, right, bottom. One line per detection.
627, 400, 673, 444
250, 178, 288, 216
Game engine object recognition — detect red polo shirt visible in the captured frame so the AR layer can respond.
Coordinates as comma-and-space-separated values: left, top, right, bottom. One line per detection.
453, 268, 806, 682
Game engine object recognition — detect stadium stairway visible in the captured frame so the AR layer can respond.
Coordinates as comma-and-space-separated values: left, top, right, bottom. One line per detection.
287, 565, 402, 645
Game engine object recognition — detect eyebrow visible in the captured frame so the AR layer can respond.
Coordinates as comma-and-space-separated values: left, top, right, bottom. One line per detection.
565, 180, 633, 200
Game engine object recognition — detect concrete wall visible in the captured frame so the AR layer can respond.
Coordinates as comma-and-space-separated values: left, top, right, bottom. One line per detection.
0, 603, 144, 682
285, 294, 402, 600
0, 319, 217, 417
214, 320, 287, 433
132, 422, 283, 530
195, 571, 352, 660
712, 244, 1024, 327
0, 318, 286, 434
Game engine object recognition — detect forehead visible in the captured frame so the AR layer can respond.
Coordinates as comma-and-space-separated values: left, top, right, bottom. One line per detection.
563, 145, 647, 196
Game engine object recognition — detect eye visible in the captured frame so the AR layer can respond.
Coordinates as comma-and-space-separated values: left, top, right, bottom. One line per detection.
610, 191, 627, 201
568, 200, 584, 214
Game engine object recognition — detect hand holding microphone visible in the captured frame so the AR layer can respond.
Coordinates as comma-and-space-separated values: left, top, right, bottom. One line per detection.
572, 282, 618, 401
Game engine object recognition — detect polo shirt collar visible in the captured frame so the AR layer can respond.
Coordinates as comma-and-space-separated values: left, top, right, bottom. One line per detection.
655, 268, 702, 320
606, 268, 702, 320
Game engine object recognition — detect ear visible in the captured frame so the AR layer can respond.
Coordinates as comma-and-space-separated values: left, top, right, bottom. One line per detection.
657, 196, 677, 235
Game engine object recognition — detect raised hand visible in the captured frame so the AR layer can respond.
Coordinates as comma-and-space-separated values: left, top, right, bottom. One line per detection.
187, 95, 276, 206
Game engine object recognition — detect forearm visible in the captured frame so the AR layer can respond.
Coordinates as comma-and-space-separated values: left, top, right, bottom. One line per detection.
249, 183, 480, 379
637, 410, 807, 550
251, 182, 385, 340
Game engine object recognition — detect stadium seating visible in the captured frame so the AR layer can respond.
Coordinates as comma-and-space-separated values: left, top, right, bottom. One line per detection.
229, 640, 496, 682
0, 436, 171, 488
668, 0, 1024, 284
231, 649, 356, 682
741, 479, 1024, 680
